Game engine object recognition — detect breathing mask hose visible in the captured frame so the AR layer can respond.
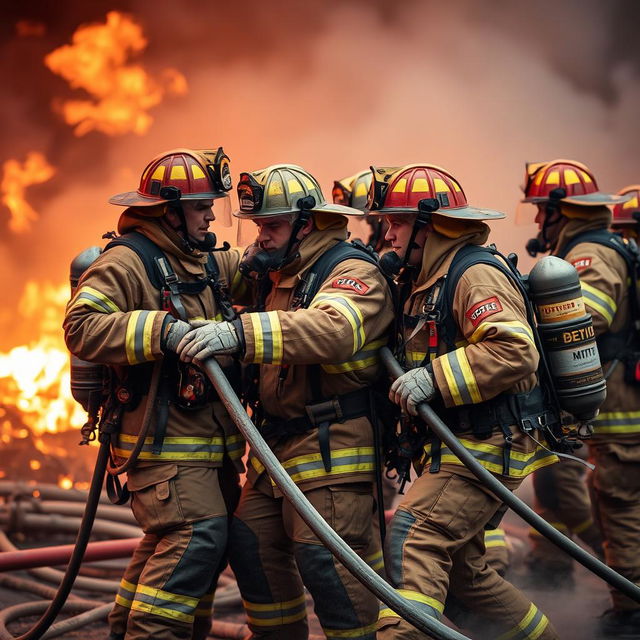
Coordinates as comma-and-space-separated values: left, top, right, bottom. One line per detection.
380, 347, 640, 603
200, 357, 471, 640
10, 435, 111, 640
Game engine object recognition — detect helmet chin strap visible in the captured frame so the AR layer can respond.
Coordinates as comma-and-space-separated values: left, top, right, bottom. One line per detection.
380, 198, 437, 280
526, 188, 567, 257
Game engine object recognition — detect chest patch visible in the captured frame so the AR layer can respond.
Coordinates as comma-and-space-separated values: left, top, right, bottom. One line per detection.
331, 277, 370, 294
465, 296, 503, 327
571, 257, 592, 272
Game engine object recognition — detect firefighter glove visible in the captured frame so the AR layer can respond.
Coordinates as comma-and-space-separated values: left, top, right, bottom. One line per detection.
390, 367, 436, 416
163, 320, 192, 354
177, 320, 240, 362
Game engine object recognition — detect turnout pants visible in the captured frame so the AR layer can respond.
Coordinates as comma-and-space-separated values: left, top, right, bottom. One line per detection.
228, 478, 380, 640
378, 470, 559, 640
107, 466, 228, 640
529, 459, 602, 571
589, 441, 640, 612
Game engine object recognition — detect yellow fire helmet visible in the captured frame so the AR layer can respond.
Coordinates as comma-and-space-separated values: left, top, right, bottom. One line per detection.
234, 164, 364, 219
332, 170, 372, 212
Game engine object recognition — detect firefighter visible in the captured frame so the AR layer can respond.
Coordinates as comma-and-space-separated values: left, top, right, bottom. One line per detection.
371, 163, 560, 640
64, 148, 246, 640
521, 159, 640, 637
176, 164, 394, 639
611, 185, 640, 239
333, 170, 390, 253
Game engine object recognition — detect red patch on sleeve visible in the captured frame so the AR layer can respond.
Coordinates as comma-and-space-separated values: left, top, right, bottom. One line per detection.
571, 257, 592, 272
465, 296, 503, 328
331, 277, 370, 294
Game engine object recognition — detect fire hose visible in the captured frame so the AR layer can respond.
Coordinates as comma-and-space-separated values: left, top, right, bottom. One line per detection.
200, 357, 471, 640
380, 346, 640, 603
1, 434, 112, 640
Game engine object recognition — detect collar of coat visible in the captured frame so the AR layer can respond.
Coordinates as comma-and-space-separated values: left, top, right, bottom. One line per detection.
269, 220, 349, 288
410, 222, 490, 295
117, 208, 209, 277
552, 205, 611, 256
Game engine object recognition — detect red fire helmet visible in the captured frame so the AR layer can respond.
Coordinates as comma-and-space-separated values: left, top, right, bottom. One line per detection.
521, 159, 627, 206
612, 185, 640, 225
109, 147, 232, 208
367, 164, 504, 220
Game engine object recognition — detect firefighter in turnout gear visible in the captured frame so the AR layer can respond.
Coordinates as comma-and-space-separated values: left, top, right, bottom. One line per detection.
372, 163, 560, 640
522, 159, 640, 638
177, 164, 394, 640
611, 185, 640, 239
64, 148, 247, 640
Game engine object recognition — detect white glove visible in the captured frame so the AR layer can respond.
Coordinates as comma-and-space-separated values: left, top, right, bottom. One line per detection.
389, 367, 437, 416
163, 320, 192, 354
177, 320, 240, 362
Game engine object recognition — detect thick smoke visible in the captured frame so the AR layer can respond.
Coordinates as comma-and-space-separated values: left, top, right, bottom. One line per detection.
0, 0, 639, 348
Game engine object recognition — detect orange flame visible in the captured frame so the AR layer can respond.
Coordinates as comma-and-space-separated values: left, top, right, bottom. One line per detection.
44, 11, 188, 136
0, 282, 85, 439
1, 153, 55, 233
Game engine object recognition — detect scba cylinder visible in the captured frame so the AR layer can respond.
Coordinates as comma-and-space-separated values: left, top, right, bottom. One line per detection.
529, 256, 606, 422
69, 246, 104, 411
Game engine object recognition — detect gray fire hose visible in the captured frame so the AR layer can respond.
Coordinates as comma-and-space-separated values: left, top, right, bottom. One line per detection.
200, 357, 470, 640
380, 346, 640, 603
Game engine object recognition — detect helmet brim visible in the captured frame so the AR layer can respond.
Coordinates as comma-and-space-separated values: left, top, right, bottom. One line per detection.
233, 202, 365, 219
368, 205, 505, 220
109, 190, 228, 207
521, 192, 630, 206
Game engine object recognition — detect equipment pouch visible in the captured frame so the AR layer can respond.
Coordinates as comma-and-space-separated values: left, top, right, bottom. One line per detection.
175, 363, 216, 409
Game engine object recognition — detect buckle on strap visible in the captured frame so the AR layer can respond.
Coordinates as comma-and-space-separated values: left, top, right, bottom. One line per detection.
305, 397, 343, 426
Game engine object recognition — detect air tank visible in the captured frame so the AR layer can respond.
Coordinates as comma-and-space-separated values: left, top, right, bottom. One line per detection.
528, 256, 606, 422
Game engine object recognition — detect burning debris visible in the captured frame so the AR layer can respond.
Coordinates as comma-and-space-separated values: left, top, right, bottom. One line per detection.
44, 11, 188, 137
1, 153, 55, 233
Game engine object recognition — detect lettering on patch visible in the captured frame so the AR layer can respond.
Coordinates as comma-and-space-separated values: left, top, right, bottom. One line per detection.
465, 296, 503, 327
331, 277, 370, 294
571, 257, 592, 272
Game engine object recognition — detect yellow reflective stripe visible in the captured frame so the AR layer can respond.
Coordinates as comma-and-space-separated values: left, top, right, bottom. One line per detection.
454, 348, 481, 404
132, 583, 198, 623
250, 313, 265, 362
379, 588, 444, 619
142, 310, 154, 361
267, 447, 376, 485
573, 518, 594, 534
323, 622, 378, 638
440, 352, 463, 405
581, 282, 616, 326
321, 339, 385, 373
469, 320, 535, 347
243, 594, 307, 627
593, 410, 640, 434
484, 528, 507, 547
70, 285, 121, 313
115, 594, 133, 608
426, 438, 558, 478
365, 549, 384, 572
248, 312, 283, 364
118, 434, 225, 444
440, 348, 481, 406
496, 603, 549, 640
310, 294, 366, 354
243, 595, 306, 612
125, 310, 158, 365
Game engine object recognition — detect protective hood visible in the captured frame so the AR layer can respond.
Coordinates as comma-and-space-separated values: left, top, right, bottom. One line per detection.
552, 205, 611, 256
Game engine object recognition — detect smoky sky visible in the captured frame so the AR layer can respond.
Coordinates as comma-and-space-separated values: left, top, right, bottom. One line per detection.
0, 0, 639, 348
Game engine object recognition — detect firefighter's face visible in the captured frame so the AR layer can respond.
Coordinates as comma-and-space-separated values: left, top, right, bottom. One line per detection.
182, 199, 215, 242
535, 203, 565, 246
384, 214, 428, 266
254, 214, 313, 251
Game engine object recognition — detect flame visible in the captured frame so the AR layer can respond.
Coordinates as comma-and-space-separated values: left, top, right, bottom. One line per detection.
44, 11, 188, 136
0, 282, 85, 439
1, 153, 55, 233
